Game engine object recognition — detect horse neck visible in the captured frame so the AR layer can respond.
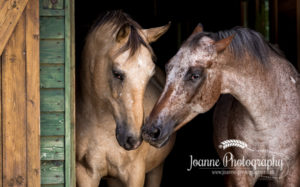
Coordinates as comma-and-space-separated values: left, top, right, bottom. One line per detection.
221, 54, 300, 128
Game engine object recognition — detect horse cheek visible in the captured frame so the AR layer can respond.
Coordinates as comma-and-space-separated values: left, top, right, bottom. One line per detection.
199, 78, 222, 111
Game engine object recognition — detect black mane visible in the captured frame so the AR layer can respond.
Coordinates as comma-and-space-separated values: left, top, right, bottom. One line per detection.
90, 10, 154, 59
190, 27, 284, 64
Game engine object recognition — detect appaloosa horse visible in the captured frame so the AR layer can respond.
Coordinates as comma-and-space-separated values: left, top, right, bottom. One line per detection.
142, 25, 300, 186
76, 11, 175, 187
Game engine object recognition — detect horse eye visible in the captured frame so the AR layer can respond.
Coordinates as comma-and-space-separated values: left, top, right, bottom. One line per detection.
112, 71, 124, 81
190, 73, 200, 81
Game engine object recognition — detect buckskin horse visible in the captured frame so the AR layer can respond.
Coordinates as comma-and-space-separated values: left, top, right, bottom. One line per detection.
142, 25, 300, 186
76, 10, 175, 187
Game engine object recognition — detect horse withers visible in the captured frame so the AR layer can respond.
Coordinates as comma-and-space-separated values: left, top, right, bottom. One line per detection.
142, 24, 300, 186
76, 11, 175, 187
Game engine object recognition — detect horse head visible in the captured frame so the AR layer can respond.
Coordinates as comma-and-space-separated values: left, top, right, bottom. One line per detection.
84, 11, 170, 150
142, 24, 234, 147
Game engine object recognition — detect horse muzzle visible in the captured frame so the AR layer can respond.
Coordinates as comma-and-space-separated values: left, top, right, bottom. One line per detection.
116, 123, 142, 150
141, 120, 174, 148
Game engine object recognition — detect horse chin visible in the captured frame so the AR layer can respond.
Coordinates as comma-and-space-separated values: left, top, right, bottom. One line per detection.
116, 131, 143, 151
148, 136, 170, 148
118, 139, 143, 151
130, 139, 143, 150
119, 139, 142, 151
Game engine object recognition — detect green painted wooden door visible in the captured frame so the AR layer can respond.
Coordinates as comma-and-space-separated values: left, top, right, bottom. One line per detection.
40, 0, 75, 186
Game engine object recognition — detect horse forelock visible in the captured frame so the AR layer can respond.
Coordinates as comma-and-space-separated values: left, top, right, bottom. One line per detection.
89, 10, 155, 61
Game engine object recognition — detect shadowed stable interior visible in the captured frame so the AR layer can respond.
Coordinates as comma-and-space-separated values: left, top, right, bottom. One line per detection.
75, 0, 298, 186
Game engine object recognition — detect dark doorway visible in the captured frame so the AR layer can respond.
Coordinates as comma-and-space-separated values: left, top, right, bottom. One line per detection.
75, 0, 298, 186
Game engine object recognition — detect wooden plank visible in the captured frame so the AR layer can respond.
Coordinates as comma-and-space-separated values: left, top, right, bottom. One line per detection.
42, 0, 64, 9
41, 113, 65, 136
65, 0, 76, 186
40, 40, 64, 64
270, 0, 278, 43
0, 47, 2, 187
40, 0, 64, 16
41, 161, 64, 184
2, 13, 27, 187
40, 9, 65, 16
41, 137, 64, 160
25, 0, 41, 186
40, 65, 65, 88
42, 184, 64, 187
240, 0, 248, 27
0, 0, 29, 55
41, 89, 64, 112
40, 17, 64, 39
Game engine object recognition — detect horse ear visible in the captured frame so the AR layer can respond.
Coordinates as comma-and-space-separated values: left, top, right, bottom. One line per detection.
116, 25, 130, 42
215, 35, 234, 53
143, 22, 171, 43
191, 23, 204, 35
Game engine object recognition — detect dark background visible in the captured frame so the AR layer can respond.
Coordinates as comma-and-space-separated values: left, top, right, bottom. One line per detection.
75, 0, 298, 186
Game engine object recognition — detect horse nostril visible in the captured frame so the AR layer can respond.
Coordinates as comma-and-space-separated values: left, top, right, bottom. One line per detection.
150, 127, 161, 139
